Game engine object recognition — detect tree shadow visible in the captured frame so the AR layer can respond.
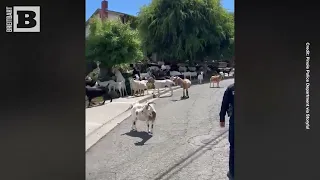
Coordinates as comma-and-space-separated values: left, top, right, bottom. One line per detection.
121, 130, 153, 146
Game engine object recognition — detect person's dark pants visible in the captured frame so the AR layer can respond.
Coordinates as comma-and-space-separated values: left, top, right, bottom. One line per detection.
229, 121, 234, 178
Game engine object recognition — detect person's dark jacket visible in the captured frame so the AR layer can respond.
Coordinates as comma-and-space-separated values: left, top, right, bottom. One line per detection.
219, 83, 234, 131
132, 67, 140, 79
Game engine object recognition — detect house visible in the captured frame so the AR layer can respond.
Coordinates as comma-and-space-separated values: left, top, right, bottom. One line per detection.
85, 0, 135, 37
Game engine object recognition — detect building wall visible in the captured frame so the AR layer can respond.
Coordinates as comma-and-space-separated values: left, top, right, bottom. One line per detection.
108, 12, 121, 21
85, 12, 123, 38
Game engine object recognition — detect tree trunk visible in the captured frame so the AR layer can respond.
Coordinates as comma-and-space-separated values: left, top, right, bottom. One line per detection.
152, 53, 157, 62
98, 65, 112, 81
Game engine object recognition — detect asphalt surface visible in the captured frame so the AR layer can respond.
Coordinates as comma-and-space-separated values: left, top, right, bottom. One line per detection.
86, 78, 234, 180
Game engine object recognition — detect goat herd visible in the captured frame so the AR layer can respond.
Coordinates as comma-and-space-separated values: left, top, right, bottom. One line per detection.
85, 68, 229, 107
85, 67, 231, 135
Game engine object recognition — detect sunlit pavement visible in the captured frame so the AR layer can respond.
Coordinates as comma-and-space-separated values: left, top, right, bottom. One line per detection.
86, 78, 234, 180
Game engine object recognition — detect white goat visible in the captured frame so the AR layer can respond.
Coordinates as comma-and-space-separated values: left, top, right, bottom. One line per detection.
97, 80, 117, 92
153, 79, 174, 97
161, 64, 167, 71
179, 66, 187, 72
129, 78, 148, 96
170, 71, 181, 76
137, 80, 148, 96
219, 71, 225, 79
116, 81, 127, 97
130, 101, 157, 134
198, 71, 204, 84
188, 67, 196, 71
112, 68, 125, 82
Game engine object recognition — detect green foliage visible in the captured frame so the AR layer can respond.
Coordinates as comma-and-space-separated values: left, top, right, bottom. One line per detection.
87, 67, 100, 81
137, 0, 234, 62
113, 63, 131, 72
86, 16, 143, 68
127, 16, 139, 29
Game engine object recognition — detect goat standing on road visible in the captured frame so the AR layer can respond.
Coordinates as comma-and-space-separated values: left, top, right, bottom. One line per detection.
129, 77, 148, 96
171, 76, 191, 99
130, 101, 157, 134
210, 74, 223, 88
148, 77, 174, 98
197, 71, 204, 84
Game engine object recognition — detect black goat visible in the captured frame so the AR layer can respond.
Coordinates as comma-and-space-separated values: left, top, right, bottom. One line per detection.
85, 84, 112, 107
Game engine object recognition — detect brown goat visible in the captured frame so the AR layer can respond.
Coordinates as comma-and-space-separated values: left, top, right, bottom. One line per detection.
171, 76, 191, 99
209, 74, 223, 88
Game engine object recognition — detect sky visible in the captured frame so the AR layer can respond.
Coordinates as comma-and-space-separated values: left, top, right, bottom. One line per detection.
86, 0, 234, 21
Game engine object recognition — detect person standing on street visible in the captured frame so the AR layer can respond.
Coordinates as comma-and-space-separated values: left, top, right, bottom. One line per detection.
130, 64, 141, 80
219, 83, 234, 180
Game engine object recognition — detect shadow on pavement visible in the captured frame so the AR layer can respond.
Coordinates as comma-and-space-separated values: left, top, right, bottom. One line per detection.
122, 130, 153, 146
159, 94, 173, 98
171, 97, 190, 102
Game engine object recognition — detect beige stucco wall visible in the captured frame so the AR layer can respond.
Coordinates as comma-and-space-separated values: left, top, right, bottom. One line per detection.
85, 12, 123, 38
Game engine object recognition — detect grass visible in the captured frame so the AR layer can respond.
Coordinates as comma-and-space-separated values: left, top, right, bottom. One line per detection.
94, 96, 104, 102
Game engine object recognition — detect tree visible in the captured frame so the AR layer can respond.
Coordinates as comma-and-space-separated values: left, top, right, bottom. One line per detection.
127, 15, 139, 29
137, 0, 234, 63
86, 16, 143, 69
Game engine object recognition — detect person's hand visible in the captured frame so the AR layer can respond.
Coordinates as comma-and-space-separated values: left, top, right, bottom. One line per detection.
220, 121, 225, 128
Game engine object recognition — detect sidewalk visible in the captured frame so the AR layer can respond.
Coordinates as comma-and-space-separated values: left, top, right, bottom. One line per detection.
86, 86, 181, 151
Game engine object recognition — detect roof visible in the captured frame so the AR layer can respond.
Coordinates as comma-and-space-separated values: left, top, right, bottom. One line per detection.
85, 8, 135, 26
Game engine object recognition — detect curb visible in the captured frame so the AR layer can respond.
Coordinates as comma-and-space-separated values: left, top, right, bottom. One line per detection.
86, 86, 181, 151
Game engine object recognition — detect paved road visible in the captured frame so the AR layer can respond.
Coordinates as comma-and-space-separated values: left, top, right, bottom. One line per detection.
86, 79, 234, 180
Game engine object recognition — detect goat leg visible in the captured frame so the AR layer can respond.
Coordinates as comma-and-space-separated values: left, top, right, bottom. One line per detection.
132, 118, 137, 131
186, 89, 189, 98
182, 90, 186, 98
150, 123, 154, 134
119, 88, 122, 97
